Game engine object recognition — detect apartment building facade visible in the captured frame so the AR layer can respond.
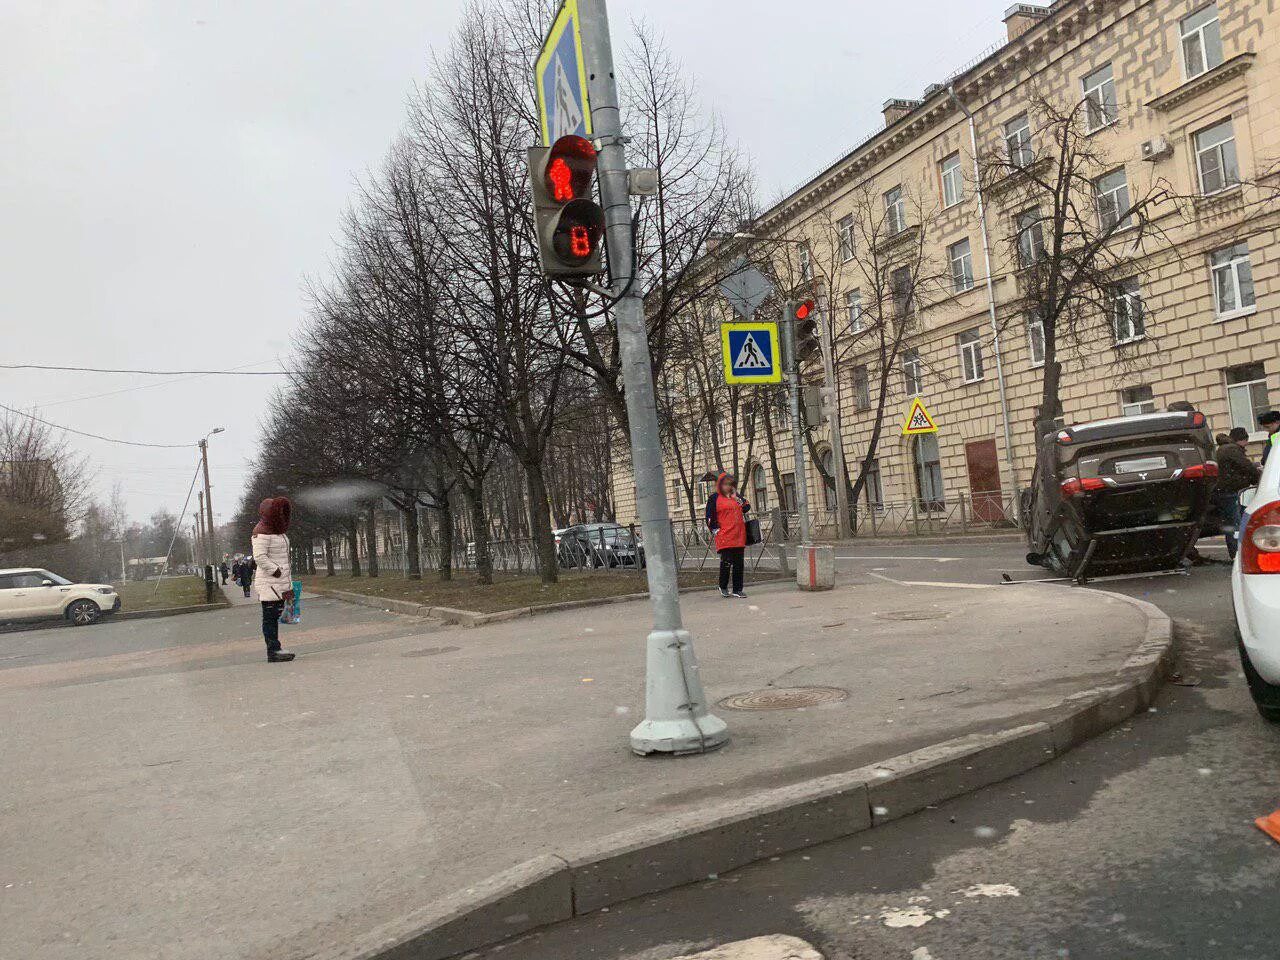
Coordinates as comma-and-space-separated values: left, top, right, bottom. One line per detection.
612, 0, 1278, 532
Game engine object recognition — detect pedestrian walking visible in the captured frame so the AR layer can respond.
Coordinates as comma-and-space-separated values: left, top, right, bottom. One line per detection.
251, 497, 296, 663
234, 556, 254, 598
705, 472, 751, 599
1259, 411, 1280, 465
218, 560, 229, 585
1215, 427, 1261, 560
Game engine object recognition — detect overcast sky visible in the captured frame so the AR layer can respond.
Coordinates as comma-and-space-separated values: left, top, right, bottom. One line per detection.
0, 0, 1011, 534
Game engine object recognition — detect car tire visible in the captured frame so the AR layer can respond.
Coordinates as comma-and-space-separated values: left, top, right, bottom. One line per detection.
1238, 633, 1280, 723
66, 599, 102, 626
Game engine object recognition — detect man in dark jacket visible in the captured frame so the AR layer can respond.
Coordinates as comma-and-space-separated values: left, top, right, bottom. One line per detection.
1259, 411, 1280, 465
1215, 427, 1262, 559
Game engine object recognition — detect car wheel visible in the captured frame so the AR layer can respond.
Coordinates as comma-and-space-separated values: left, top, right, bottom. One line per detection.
67, 599, 102, 626
1238, 634, 1280, 723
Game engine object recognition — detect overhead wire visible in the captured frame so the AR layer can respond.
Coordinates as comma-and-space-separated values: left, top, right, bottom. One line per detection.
0, 362, 288, 376
0, 401, 193, 449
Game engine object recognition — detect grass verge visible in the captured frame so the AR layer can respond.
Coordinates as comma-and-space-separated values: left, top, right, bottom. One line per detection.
300, 569, 745, 614
113, 576, 211, 612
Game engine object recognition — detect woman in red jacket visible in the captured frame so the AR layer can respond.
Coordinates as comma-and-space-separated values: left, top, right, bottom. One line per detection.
705, 472, 751, 598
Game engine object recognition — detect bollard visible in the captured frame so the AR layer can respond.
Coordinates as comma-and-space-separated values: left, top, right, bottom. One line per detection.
796, 544, 835, 591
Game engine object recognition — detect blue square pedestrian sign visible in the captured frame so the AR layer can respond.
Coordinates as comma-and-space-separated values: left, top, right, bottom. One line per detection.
721, 322, 782, 385
535, 0, 592, 147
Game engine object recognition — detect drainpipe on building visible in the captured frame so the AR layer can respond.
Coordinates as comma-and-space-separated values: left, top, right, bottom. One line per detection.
948, 83, 1019, 518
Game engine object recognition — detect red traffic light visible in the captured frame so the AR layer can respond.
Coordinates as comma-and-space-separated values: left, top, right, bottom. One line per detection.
794, 299, 815, 320
545, 135, 597, 203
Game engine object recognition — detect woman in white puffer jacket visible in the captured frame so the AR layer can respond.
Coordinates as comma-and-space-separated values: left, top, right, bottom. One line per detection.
251, 497, 296, 663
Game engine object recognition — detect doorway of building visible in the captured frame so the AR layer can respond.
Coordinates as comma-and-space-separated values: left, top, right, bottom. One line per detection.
964, 438, 1005, 522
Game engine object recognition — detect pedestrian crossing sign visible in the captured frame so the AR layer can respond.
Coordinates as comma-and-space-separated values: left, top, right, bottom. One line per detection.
902, 397, 938, 435
721, 322, 782, 385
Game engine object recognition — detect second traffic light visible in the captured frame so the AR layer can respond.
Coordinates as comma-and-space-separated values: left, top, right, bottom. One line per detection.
793, 298, 820, 366
528, 135, 606, 280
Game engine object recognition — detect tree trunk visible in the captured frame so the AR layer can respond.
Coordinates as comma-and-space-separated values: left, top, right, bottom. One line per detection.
463, 480, 492, 585
323, 533, 335, 577
436, 499, 454, 582
404, 503, 422, 580
364, 505, 380, 578
523, 461, 559, 585
347, 518, 362, 577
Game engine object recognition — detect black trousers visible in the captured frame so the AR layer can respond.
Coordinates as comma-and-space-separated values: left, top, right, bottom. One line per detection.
261, 600, 284, 653
718, 547, 745, 593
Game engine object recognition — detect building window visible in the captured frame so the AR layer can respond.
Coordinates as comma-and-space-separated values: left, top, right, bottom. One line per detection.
837, 215, 855, 262
958, 328, 984, 383
671, 479, 684, 511
781, 472, 797, 513
1082, 63, 1117, 132
798, 243, 812, 281
1005, 113, 1033, 168
1195, 118, 1239, 195
845, 289, 863, 333
1211, 242, 1256, 318
891, 266, 913, 317
913, 433, 944, 510
1111, 278, 1145, 343
948, 238, 974, 292
750, 463, 768, 511
1017, 208, 1045, 265
884, 185, 905, 235
1226, 363, 1269, 434
852, 364, 871, 409
744, 409, 756, 441
1120, 385, 1156, 416
1094, 168, 1132, 230
901, 348, 923, 395
940, 153, 963, 208
862, 458, 884, 510
1181, 5, 1223, 78
1027, 316, 1046, 367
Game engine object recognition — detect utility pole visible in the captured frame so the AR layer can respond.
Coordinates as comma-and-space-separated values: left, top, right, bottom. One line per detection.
199, 436, 217, 563
577, 0, 727, 756
782, 302, 813, 544
195, 496, 206, 567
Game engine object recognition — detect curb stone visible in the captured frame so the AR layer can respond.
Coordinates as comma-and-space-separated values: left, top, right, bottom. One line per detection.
315, 580, 786, 628
322, 584, 1173, 960
0, 598, 230, 633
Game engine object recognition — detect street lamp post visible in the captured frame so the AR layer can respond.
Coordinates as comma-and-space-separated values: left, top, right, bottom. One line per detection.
199, 428, 225, 565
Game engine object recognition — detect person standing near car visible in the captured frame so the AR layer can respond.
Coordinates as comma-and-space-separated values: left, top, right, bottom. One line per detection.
1215, 427, 1261, 560
251, 497, 296, 663
1259, 411, 1280, 465
705, 472, 751, 599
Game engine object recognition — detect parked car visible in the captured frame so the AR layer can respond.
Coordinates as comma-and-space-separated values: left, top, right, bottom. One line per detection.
1022, 410, 1217, 579
0, 568, 121, 626
1232, 453, 1280, 723
557, 523, 645, 569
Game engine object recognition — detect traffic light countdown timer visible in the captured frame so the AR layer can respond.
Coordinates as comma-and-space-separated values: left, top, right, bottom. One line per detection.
528, 135, 607, 280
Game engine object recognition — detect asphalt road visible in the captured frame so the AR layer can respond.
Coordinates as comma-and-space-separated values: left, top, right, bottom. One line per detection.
481, 539, 1280, 960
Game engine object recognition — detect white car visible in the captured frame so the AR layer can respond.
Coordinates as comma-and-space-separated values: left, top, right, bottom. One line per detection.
0, 568, 121, 626
1232, 452, 1280, 722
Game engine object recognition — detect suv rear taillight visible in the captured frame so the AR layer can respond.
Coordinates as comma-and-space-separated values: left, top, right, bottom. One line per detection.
1241, 500, 1280, 574
1061, 477, 1106, 497
1183, 461, 1219, 480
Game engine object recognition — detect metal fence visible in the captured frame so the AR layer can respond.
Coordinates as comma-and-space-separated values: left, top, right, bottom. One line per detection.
815, 489, 1022, 538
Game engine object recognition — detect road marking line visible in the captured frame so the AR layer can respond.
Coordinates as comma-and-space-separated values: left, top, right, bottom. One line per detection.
835, 555, 961, 562
868, 571, 994, 590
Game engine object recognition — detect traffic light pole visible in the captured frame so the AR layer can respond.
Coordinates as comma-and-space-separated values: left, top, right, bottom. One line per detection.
577, 0, 728, 756
782, 305, 812, 545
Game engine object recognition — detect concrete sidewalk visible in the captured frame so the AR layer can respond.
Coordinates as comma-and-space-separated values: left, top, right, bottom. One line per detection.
0, 575, 1154, 960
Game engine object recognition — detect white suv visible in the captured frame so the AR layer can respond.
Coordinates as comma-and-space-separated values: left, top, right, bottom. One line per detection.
1233, 451, 1280, 722
0, 568, 121, 626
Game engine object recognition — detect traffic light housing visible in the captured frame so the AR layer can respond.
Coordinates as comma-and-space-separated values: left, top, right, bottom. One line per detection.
793, 299, 820, 366
528, 135, 606, 280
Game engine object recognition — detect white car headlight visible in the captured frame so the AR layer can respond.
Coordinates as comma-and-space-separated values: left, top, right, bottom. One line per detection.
97, 587, 114, 595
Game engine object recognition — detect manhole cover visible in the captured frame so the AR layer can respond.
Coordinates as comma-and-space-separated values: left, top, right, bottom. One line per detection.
718, 686, 849, 711
875, 610, 948, 621
401, 646, 460, 658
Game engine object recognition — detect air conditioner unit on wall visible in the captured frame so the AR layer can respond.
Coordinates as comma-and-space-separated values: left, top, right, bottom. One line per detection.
1141, 135, 1173, 161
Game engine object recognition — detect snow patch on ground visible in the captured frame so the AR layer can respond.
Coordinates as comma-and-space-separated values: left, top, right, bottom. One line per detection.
961, 882, 1021, 899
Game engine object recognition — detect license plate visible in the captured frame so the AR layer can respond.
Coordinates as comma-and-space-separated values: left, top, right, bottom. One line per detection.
1115, 456, 1167, 473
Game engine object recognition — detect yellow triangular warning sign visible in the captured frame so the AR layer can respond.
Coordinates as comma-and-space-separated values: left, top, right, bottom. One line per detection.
902, 397, 938, 435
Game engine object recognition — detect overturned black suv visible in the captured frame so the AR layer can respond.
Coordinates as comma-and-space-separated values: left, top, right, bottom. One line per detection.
1022, 410, 1218, 579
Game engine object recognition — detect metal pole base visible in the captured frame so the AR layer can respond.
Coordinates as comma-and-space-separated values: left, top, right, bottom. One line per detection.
629, 628, 730, 756
630, 713, 729, 756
